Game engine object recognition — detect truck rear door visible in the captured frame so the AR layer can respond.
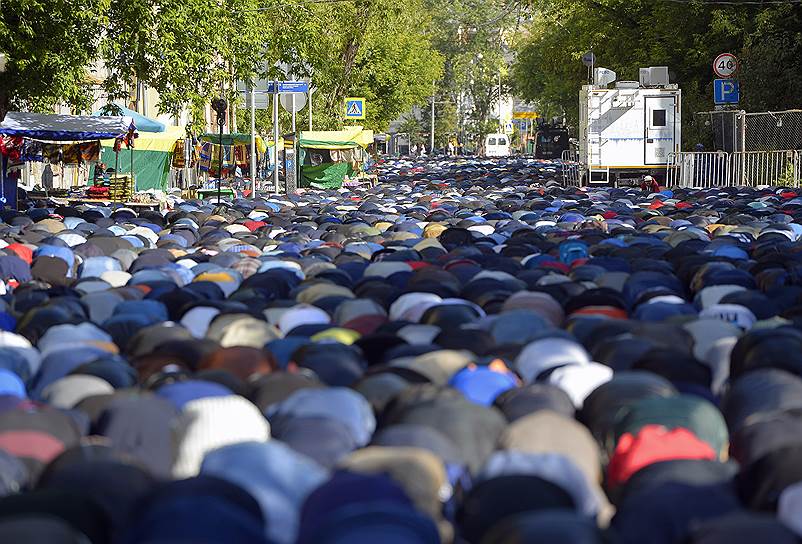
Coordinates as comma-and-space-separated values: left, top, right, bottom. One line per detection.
644, 95, 676, 165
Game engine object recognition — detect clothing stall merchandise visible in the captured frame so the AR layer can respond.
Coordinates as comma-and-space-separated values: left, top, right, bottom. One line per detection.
197, 133, 268, 179
198, 143, 252, 177
0, 112, 132, 206
1, 138, 100, 164
172, 140, 194, 169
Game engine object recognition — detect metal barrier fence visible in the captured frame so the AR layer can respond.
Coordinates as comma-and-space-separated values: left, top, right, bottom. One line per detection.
666, 151, 730, 188
730, 150, 802, 187
667, 150, 802, 188
560, 150, 581, 186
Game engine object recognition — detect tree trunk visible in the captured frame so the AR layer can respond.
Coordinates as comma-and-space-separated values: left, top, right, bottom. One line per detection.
327, 0, 373, 126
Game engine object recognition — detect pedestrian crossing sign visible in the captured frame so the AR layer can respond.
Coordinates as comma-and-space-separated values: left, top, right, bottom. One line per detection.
345, 98, 365, 120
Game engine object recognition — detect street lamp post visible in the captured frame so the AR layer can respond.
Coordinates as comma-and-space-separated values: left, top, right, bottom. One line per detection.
211, 97, 228, 205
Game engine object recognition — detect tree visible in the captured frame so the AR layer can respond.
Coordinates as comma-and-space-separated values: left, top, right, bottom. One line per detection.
422, 99, 459, 150
453, 49, 511, 147
219, 0, 445, 135
301, 0, 444, 131
397, 114, 425, 145
0, 0, 110, 119
512, 0, 802, 147
423, 0, 516, 149
739, 5, 802, 112
100, 0, 276, 127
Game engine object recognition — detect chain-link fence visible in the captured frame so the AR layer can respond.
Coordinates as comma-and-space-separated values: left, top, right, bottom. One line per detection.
695, 110, 745, 152
744, 110, 802, 152
695, 109, 802, 154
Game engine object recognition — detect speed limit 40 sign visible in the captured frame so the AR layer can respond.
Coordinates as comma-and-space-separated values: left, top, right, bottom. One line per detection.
714, 53, 739, 78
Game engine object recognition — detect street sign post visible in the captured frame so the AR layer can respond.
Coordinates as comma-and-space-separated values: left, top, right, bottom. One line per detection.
267, 81, 309, 94
713, 53, 738, 78
714, 79, 740, 105
582, 50, 595, 84
238, 78, 309, 194
242, 93, 271, 109
279, 92, 307, 113
345, 98, 366, 120
241, 81, 309, 95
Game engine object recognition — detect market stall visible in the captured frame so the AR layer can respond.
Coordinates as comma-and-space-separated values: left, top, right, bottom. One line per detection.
298, 127, 374, 189
94, 107, 185, 192
198, 132, 270, 179
0, 112, 131, 207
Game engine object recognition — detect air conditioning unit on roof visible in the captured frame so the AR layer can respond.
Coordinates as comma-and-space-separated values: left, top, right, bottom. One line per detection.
640, 66, 669, 87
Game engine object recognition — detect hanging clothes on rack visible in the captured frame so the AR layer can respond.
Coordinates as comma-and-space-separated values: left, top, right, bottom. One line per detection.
199, 142, 212, 172
62, 144, 82, 165
80, 141, 100, 162
234, 144, 248, 167
20, 140, 43, 162
173, 140, 186, 168
42, 144, 62, 164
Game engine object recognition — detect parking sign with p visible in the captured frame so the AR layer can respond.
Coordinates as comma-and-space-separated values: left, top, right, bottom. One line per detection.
714, 79, 740, 105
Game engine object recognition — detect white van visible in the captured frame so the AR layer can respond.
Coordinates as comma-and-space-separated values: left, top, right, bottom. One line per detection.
484, 133, 510, 157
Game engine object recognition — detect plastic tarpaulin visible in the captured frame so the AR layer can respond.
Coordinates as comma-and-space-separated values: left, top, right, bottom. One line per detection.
97, 147, 170, 191
92, 106, 166, 133
0, 112, 132, 141
299, 127, 374, 150
96, 127, 184, 191
300, 161, 353, 189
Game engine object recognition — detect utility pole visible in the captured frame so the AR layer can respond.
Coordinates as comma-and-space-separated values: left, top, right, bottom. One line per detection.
498, 71, 502, 131
272, 80, 280, 193
249, 83, 256, 197
430, 94, 436, 154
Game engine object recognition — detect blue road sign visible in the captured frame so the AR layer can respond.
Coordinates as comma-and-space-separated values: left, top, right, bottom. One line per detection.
714, 79, 740, 105
345, 98, 366, 120
266, 81, 309, 94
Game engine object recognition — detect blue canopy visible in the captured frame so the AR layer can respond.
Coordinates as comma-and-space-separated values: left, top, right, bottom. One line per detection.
0, 112, 132, 141
93, 105, 166, 133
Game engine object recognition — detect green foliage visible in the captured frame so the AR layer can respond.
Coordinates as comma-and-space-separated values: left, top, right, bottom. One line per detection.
512, 1, 802, 148
422, 99, 459, 149
2, 0, 442, 135
0, 0, 110, 117
304, 0, 443, 131
740, 5, 802, 112
424, 0, 515, 148
396, 114, 425, 145
101, 0, 274, 125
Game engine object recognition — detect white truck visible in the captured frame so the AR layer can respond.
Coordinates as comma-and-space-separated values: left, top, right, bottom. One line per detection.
578, 66, 681, 186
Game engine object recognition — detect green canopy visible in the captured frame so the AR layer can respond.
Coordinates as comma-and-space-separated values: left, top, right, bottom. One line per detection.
300, 162, 354, 189
298, 128, 372, 189
95, 147, 171, 191
299, 127, 374, 150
